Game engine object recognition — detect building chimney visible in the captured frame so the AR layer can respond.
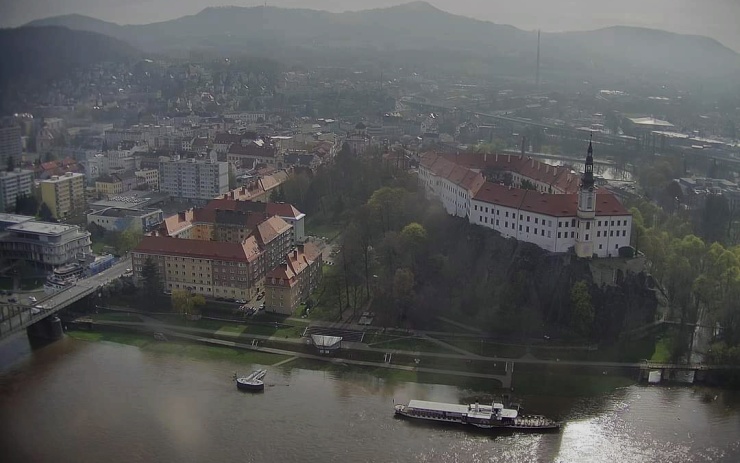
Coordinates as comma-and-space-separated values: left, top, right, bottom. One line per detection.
531, 158, 534, 168
298, 244, 305, 253
507, 154, 511, 163
484, 152, 487, 163
495, 153, 498, 162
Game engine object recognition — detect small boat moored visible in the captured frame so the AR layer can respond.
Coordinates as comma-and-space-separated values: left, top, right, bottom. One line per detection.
235, 369, 267, 392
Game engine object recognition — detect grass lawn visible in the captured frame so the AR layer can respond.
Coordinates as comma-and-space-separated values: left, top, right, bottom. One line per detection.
434, 337, 528, 358
513, 371, 635, 397
91, 313, 144, 323
241, 324, 305, 338
288, 358, 502, 391
215, 325, 246, 337
367, 336, 454, 354
67, 330, 290, 365
650, 336, 673, 363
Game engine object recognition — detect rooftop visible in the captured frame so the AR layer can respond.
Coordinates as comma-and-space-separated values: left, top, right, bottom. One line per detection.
0, 213, 36, 226
89, 191, 169, 210
42, 172, 84, 183
7, 220, 84, 236
134, 235, 257, 262
473, 183, 630, 217
627, 117, 674, 128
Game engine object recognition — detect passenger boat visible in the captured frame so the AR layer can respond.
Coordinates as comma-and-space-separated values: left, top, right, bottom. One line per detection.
394, 399, 561, 431
44, 264, 83, 293
235, 369, 267, 392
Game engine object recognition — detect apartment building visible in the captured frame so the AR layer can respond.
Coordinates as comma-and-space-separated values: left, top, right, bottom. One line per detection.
0, 169, 34, 211
264, 243, 323, 315
158, 156, 229, 202
135, 168, 159, 191
132, 235, 265, 300
0, 123, 22, 168
39, 172, 86, 220
251, 216, 293, 271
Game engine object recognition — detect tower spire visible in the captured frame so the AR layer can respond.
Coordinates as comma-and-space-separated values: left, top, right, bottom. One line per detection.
582, 134, 595, 190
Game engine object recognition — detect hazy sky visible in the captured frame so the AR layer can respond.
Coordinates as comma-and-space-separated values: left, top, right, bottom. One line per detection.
2, 0, 739, 52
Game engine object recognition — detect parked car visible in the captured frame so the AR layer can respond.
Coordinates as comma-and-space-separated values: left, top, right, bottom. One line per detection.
235, 299, 247, 304
8, 297, 18, 303
28, 296, 37, 303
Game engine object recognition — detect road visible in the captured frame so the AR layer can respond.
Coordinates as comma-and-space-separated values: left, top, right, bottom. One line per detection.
0, 257, 132, 341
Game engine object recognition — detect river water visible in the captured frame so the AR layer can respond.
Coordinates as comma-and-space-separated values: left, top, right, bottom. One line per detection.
1, 336, 739, 463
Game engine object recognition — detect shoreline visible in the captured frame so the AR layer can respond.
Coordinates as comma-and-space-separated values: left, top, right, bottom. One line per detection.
66, 326, 638, 396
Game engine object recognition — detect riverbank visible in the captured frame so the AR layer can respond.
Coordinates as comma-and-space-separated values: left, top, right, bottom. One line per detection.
67, 330, 291, 366
65, 326, 639, 397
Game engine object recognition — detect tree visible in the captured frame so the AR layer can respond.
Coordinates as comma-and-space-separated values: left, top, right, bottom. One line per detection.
701, 194, 730, 243
171, 289, 194, 319
140, 257, 163, 309
228, 163, 237, 190
38, 202, 55, 222
14, 194, 38, 216
400, 222, 427, 269
570, 281, 595, 337
116, 228, 143, 255
86, 222, 106, 241
520, 179, 538, 191
392, 268, 415, 324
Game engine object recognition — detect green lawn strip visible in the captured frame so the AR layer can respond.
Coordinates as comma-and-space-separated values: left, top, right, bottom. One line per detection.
650, 336, 673, 363
288, 358, 502, 390
67, 330, 289, 365
369, 337, 455, 354
215, 325, 246, 337
91, 313, 144, 323
513, 370, 635, 397
432, 337, 528, 358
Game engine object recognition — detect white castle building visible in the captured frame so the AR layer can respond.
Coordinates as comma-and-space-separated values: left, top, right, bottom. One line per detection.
419, 141, 632, 258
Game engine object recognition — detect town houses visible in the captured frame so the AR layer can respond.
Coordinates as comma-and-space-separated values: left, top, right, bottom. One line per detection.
131, 194, 320, 311
419, 142, 632, 258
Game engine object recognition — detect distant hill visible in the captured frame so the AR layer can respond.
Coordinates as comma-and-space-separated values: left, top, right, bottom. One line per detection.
0, 26, 139, 84
23, 2, 740, 87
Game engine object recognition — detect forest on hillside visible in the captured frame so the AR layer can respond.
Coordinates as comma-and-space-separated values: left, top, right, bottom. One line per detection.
278, 148, 657, 344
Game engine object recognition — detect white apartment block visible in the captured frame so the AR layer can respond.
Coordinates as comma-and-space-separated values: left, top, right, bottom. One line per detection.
0, 169, 34, 211
158, 156, 229, 202
0, 216, 92, 270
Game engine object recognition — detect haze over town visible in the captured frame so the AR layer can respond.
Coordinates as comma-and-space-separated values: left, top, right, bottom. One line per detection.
2, 0, 740, 52
2, 0, 740, 461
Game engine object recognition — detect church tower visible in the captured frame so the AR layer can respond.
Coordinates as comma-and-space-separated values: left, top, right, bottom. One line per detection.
575, 137, 596, 258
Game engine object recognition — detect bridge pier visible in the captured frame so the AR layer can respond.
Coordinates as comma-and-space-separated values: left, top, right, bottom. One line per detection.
26, 315, 64, 345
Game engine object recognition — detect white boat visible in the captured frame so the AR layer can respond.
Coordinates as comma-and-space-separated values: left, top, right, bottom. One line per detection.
394, 399, 561, 431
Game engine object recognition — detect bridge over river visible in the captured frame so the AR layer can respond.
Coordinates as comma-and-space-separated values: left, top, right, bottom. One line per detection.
0, 258, 131, 343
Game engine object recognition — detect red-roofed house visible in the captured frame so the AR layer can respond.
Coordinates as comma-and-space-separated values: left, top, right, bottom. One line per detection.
131, 235, 266, 300
264, 243, 323, 315
421, 142, 632, 258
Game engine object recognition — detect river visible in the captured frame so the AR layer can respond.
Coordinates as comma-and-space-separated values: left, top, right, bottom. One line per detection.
1, 335, 739, 463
